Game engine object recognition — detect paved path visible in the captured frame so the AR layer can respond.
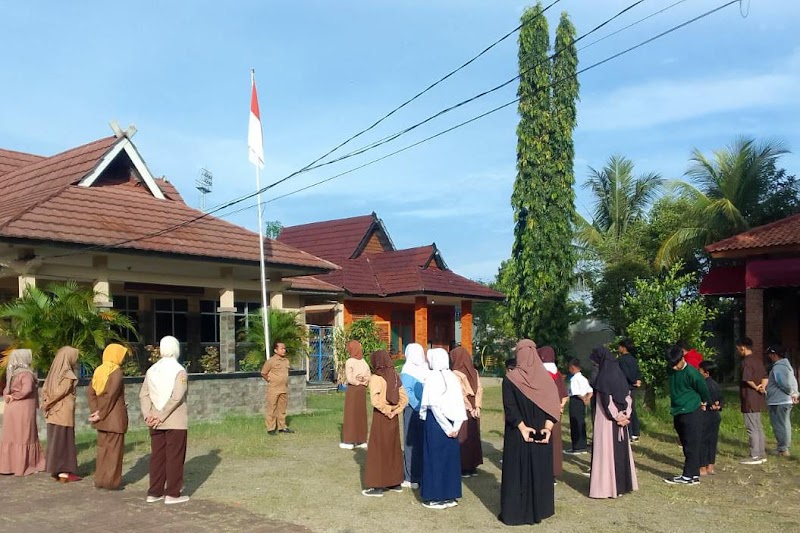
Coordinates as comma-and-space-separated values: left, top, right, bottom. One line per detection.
0, 473, 310, 533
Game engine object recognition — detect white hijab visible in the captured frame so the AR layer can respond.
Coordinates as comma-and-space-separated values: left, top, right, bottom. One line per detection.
401, 343, 429, 383
420, 348, 467, 423
145, 336, 185, 411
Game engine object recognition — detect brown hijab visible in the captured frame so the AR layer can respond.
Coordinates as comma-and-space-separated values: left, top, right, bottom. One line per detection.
449, 346, 478, 393
371, 350, 400, 406
506, 339, 561, 420
346, 340, 363, 360
42, 346, 79, 408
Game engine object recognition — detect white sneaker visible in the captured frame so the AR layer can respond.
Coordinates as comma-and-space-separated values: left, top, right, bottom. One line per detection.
740, 457, 766, 465
444, 500, 458, 507
339, 443, 355, 450
401, 480, 419, 489
422, 501, 447, 510
356, 443, 368, 449
146, 495, 164, 503
164, 495, 190, 505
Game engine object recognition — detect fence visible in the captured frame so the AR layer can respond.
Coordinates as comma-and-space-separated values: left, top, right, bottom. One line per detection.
308, 325, 335, 382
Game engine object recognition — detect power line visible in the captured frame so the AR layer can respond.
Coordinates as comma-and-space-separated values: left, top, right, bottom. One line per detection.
220, 0, 741, 213
46, 0, 738, 260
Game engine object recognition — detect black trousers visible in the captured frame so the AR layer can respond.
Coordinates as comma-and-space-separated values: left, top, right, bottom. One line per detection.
673, 408, 704, 478
568, 396, 588, 451
629, 390, 641, 437
700, 411, 721, 467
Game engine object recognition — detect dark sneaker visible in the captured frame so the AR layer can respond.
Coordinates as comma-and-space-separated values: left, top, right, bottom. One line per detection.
564, 449, 588, 455
361, 488, 384, 497
444, 500, 458, 507
278, 428, 295, 434
267, 430, 277, 436
387, 485, 403, 493
664, 475, 698, 485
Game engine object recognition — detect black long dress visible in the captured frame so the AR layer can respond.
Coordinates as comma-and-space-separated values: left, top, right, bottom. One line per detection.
500, 377, 557, 526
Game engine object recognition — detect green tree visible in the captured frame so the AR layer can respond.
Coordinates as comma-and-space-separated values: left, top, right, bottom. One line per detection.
240, 308, 308, 370
0, 281, 138, 373
623, 264, 717, 407
474, 260, 517, 371
658, 137, 790, 266
265, 220, 284, 240
510, 4, 578, 351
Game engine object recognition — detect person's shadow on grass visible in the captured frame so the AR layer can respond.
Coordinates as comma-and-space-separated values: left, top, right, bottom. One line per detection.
122, 453, 150, 485
462, 440, 502, 516
353, 448, 367, 488
183, 448, 222, 496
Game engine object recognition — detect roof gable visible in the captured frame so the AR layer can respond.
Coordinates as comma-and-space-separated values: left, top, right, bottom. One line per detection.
78, 137, 165, 199
278, 213, 377, 261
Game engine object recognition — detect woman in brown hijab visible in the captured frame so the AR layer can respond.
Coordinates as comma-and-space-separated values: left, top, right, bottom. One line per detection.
499, 340, 560, 526
362, 350, 408, 497
42, 346, 81, 482
538, 346, 568, 480
87, 344, 128, 490
449, 346, 483, 477
340, 340, 371, 449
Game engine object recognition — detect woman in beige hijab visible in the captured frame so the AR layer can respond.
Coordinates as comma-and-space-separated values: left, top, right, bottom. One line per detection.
42, 346, 81, 482
0, 349, 46, 476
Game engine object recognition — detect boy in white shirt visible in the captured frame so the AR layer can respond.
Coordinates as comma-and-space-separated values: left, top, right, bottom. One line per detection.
565, 358, 593, 454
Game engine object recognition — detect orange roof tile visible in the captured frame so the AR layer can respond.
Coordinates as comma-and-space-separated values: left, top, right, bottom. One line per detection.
278, 213, 380, 260
706, 213, 800, 255
0, 148, 44, 177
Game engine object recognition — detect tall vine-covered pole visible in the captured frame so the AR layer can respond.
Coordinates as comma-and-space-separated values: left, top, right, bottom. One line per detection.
510, 4, 578, 353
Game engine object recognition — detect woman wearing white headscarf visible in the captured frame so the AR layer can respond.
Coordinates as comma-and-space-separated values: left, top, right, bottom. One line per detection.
419, 348, 467, 510
0, 349, 46, 476
139, 336, 189, 504
400, 343, 429, 489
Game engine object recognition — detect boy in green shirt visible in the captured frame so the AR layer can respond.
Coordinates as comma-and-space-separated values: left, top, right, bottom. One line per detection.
664, 345, 710, 486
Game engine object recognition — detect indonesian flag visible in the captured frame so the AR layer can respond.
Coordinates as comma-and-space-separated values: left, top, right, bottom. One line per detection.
248, 70, 265, 169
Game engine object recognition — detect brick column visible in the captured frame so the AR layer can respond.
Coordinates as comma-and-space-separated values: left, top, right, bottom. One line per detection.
745, 288, 764, 358
218, 274, 237, 372
415, 296, 428, 348
461, 300, 473, 354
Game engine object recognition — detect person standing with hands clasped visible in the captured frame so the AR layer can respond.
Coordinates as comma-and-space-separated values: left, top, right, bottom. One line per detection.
340, 340, 371, 450
765, 345, 799, 457
499, 340, 560, 526
664, 346, 709, 486
140, 336, 189, 504
261, 341, 293, 435
87, 344, 128, 490
736, 337, 768, 464
419, 348, 467, 510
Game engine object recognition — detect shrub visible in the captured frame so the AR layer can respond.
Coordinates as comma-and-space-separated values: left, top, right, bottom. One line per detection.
239, 308, 308, 371
332, 318, 387, 384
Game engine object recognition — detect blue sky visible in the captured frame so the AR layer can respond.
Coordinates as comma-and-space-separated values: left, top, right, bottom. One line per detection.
1, 0, 798, 281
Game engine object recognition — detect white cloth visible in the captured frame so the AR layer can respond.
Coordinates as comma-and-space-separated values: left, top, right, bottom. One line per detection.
543, 362, 558, 374
401, 343, 429, 383
419, 348, 467, 434
145, 336, 185, 411
569, 371, 593, 397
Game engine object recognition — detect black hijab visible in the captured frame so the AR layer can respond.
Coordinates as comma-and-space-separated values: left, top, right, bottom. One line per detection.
591, 346, 629, 411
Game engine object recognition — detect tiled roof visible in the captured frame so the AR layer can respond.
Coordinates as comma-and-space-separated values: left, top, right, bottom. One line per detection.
706, 213, 800, 255
286, 276, 344, 293
278, 213, 379, 260
0, 148, 45, 177
0, 137, 118, 227
0, 136, 338, 272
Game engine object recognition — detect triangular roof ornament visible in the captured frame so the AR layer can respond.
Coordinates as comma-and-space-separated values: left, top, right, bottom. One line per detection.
109, 120, 138, 139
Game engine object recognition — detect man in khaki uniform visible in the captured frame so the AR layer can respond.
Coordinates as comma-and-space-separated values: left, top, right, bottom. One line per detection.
261, 341, 293, 435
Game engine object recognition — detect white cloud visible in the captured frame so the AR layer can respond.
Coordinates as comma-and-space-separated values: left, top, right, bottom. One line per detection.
580, 49, 800, 132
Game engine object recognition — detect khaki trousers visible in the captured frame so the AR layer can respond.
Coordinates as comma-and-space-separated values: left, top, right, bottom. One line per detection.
266, 390, 288, 431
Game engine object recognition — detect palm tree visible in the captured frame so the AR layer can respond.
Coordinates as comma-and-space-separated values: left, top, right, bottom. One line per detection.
576, 154, 663, 258
657, 137, 789, 267
0, 281, 138, 372
239, 308, 309, 370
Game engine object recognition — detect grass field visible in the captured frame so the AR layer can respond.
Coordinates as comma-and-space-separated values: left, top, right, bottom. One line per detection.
74, 383, 800, 533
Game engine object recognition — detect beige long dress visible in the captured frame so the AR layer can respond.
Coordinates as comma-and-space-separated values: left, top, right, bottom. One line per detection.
0, 373, 46, 476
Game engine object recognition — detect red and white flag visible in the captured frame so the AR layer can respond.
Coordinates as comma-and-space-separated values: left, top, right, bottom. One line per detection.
248, 70, 265, 169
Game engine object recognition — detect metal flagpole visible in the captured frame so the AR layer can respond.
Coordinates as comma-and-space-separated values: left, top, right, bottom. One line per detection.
256, 164, 271, 360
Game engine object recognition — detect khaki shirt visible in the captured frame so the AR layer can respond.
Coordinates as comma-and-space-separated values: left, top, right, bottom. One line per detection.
345, 358, 371, 386
139, 371, 189, 430
87, 369, 128, 434
453, 370, 483, 411
261, 356, 290, 394
42, 375, 77, 427
368, 375, 408, 417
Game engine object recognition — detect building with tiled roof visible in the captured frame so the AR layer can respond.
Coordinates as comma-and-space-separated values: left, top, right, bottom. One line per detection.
701, 214, 800, 374
279, 213, 504, 356
0, 129, 337, 372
